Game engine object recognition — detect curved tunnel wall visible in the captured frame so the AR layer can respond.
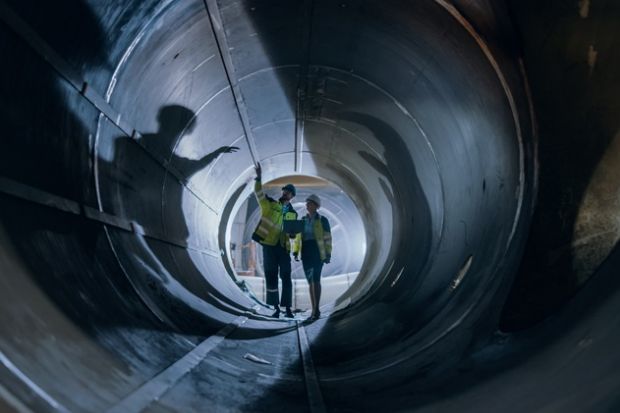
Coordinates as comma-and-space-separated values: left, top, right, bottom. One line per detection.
0, 0, 618, 411
92, 0, 535, 374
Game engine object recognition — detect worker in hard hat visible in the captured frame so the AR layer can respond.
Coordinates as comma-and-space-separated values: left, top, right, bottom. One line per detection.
251, 163, 298, 318
293, 194, 332, 321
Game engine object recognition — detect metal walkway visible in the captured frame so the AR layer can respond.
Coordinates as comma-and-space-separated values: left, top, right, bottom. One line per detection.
103, 316, 325, 413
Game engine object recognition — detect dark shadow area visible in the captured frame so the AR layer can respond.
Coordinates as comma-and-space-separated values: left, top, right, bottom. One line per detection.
0, 0, 233, 348
342, 112, 433, 301
0, 195, 175, 335
229, 323, 299, 340
0, 0, 165, 334
501, 0, 620, 331
367, 239, 620, 412
0, 0, 105, 202
0, 2, 217, 397
2, 0, 108, 68
301, 111, 432, 362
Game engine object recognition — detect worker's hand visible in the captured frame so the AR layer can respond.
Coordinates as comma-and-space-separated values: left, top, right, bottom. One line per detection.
219, 146, 239, 154
255, 162, 262, 180
293, 253, 299, 262
324, 256, 331, 264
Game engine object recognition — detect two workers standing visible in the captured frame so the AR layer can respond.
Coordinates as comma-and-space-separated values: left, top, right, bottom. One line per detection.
251, 163, 332, 321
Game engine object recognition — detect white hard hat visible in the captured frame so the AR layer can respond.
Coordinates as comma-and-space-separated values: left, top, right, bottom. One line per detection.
306, 194, 321, 207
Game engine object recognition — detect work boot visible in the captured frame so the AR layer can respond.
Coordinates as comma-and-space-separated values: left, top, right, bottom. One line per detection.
284, 307, 294, 318
271, 306, 280, 318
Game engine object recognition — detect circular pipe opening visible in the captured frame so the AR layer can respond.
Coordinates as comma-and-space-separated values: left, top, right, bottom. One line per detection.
226, 175, 367, 309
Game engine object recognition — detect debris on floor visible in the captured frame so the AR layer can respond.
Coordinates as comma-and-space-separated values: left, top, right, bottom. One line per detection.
243, 353, 272, 365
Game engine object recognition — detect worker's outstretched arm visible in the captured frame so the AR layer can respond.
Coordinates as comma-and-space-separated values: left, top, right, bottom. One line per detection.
173, 146, 239, 176
254, 162, 271, 213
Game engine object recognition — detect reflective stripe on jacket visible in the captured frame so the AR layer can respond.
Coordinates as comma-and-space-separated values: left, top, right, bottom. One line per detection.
252, 179, 298, 250
293, 213, 332, 261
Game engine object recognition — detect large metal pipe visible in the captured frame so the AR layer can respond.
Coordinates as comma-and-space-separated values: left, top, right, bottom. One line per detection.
0, 0, 618, 411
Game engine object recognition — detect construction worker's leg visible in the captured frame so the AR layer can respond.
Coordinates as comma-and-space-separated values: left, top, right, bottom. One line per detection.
278, 246, 293, 308
314, 282, 322, 314
308, 282, 316, 313
314, 261, 324, 313
303, 256, 316, 314
262, 245, 279, 306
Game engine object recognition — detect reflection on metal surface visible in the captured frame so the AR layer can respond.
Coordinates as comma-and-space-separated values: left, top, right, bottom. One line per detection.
573, 130, 620, 285
0, 351, 70, 413
451, 255, 473, 291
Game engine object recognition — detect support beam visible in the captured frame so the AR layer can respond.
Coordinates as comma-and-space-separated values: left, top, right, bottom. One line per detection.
202, 0, 260, 166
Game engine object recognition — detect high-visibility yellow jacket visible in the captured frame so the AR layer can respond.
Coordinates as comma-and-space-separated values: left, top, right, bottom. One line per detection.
293, 213, 332, 261
251, 178, 298, 251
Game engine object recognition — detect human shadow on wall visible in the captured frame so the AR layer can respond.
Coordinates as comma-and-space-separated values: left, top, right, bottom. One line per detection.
0, 0, 152, 335
0, 0, 221, 371
0, 0, 238, 342
301, 111, 434, 366
98, 104, 245, 330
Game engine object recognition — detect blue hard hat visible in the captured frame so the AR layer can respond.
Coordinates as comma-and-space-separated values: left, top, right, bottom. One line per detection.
281, 183, 296, 196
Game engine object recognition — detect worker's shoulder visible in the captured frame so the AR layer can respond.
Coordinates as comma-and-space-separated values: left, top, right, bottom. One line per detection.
319, 214, 330, 229
286, 205, 298, 216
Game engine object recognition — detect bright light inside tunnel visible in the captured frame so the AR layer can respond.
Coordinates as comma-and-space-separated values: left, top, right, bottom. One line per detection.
227, 174, 367, 311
